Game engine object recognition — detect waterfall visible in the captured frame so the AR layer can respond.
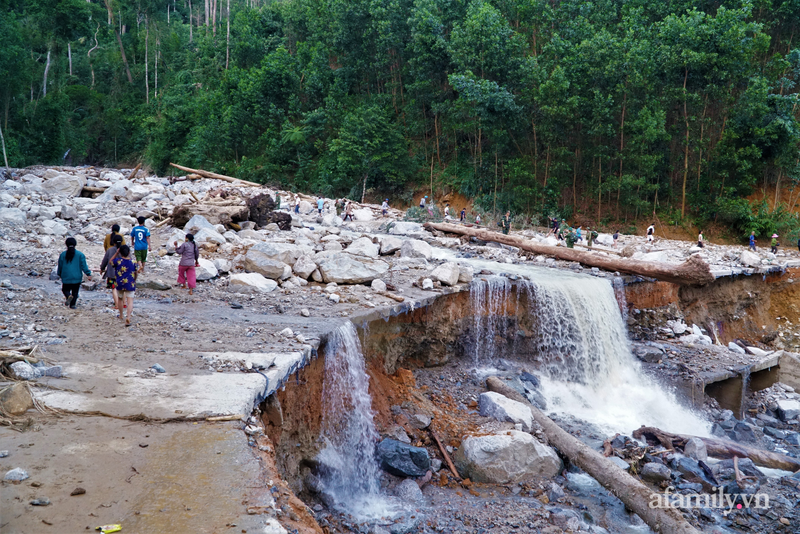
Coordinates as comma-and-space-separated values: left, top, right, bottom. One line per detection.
317, 322, 390, 518
469, 276, 512, 366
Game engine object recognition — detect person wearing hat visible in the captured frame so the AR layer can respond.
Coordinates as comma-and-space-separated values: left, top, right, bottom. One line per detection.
174, 233, 200, 295
771, 234, 779, 254
381, 199, 389, 216
420, 195, 427, 209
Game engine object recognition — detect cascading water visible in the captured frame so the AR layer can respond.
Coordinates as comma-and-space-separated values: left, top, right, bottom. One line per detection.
469, 276, 512, 366
317, 322, 392, 519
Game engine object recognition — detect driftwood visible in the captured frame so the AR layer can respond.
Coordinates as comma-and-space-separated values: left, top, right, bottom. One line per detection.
425, 222, 714, 286
81, 186, 106, 194
486, 377, 700, 534
128, 163, 141, 181
169, 163, 262, 187
632, 426, 800, 472
430, 429, 461, 480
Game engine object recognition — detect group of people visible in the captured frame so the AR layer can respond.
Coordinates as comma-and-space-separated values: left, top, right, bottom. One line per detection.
56, 216, 200, 325
297, 196, 392, 220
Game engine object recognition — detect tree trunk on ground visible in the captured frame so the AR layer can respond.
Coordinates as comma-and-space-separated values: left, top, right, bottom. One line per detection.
423, 222, 714, 286
486, 377, 701, 534
169, 162, 262, 186
632, 427, 800, 472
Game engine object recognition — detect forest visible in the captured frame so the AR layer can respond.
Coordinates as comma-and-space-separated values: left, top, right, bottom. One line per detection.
1, 0, 799, 235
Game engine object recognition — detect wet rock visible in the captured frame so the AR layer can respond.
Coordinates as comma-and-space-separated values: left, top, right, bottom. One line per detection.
430, 261, 460, 286
317, 254, 389, 284
229, 272, 278, 293
400, 239, 432, 260
640, 462, 671, 484
607, 456, 630, 470
453, 431, 561, 484
0, 383, 34, 415
4, 468, 29, 482
345, 237, 380, 258
458, 265, 474, 283
784, 432, 800, 445
478, 392, 534, 432
409, 414, 431, 430
763, 427, 786, 439
138, 278, 171, 290
673, 457, 716, 490
547, 482, 566, 502
385, 425, 411, 444
634, 346, 662, 363
776, 399, 800, 421
684, 437, 708, 462
394, 478, 427, 505
376, 438, 430, 477
732, 422, 759, 443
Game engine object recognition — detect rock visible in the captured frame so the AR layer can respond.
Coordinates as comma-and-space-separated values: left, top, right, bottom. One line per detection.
394, 479, 426, 505
634, 346, 662, 363
409, 414, 432, 430
379, 236, 403, 255
454, 431, 561, 484
376, 439, 430, 477
421, 278, 434, 290
9, 361, 40, 380
262, 518, 289, 534
125, 184, 152, 201
195, 258, 218, 280
0, 451, 7, 458
249, 242, 306, 266
639, 462, 671, 484
430, 261, 460, 286
776, 399, 800, 421
371, 279, 387, 292
70, 487, 86, 496
607, 456, 630, 470
478, 392, 534, 432
317, 254, 389, 284
328, 293, 340, 303
311, 269, 323, 283
683, 437, 708, 462
229, 273, 278, 293
4, 468, 29, 482
40, 219, 68, 236
193, 227, 227, 245
213, 258, 232, 273
727, 342, 746, 354
400, 239, 433, 260
300, 308, 310, 317
0, 383, 34, 415
389, 221, 423, 235
547, 482, 566, 502
96, 180, 132, 202
138, 278, 171, 290
740, 250, 760, 267
244, 249, 288, 279
458, 265, 474, 283
353, 208, 374, 222
0, 208, 26, 226
297, 200, 314, 214
292, 255, 317, 279
151, 363, 166, 373
184, 214, 216, 233
41, 173, 86, 196
345, 236, 380, 258
60, 204, 79, 220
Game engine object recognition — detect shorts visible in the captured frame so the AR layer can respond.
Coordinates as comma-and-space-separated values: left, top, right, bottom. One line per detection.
118, 290, 135, 300
135, 249, 148, 263
106, 278, 116, 289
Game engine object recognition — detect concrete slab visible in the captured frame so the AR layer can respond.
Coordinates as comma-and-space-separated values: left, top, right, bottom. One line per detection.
33, 362, 267, 419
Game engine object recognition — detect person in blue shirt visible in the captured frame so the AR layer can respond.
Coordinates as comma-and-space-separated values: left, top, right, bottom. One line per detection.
749, 231, 756, 251
112, 245, 137, 326
131, 216, 151, 273
57, 237, 92, 309
317, 197, 324, 215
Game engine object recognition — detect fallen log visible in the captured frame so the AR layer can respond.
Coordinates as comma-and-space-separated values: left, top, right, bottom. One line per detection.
128, 163, 142, 181
486, 377, 700, 534
632, 426, 800, 472
169, 162, 262, 187
430, 429, 461, 481
81, 186, 106, 194
424, 222, 714, 286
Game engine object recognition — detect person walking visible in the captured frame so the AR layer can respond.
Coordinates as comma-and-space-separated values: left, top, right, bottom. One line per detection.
444, 203, 451, 220
613, 230, 620, 248
749, 231, 756, 251
343, 201, 354, 221
100, 234, 123, 309
317, 196, 325, 215
294, 198, 300, 214
500, 211, 511, 235
112, 245, 137, 326
771, 234, 779, 254
475, 213, 481, 225
419, 195, 427, 209
646, 223, 655, 244
103, 224, 125, 251
586, 227, 595, 249
460, 208, 466, 222
697, 230, 705, 248
131, 216, 150, 273
576, 226, 583, 243
174, 233, 200, 295
381, 199, 389, 216
57, 237, 92, 309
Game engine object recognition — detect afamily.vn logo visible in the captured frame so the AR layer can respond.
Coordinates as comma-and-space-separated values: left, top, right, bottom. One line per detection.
650, 486, 769, 515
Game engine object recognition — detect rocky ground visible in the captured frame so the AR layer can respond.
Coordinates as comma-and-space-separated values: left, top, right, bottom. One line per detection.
2, 165, 800, 534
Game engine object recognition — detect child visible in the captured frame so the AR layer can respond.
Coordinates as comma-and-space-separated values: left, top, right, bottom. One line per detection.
131, 216, 150, 273
112, 245, 137, 326
100, 234, 123, 308
381, 199, 389, 216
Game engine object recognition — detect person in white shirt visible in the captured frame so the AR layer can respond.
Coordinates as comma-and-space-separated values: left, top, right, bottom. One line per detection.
646, 224, 655, 243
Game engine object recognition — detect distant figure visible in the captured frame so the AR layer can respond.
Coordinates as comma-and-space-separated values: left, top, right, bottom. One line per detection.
586, 228, 595, 249
381, 199, 389, 216
343, 202, 354, 221
613, 230, 620, 248
565, 230, 576, 248
697, 230, 704, 248
646, 223, 655, 244
460, 208, 466, 222
420, 196, 427, 209
475, 213, 481, 225
501, 211, 511, 235
131, 216, 150, 273
549, 217, 559, 237
749, 231, 756, 251
294, 199, 300, 214
576, 226, 583, 242
100, 234, 124, 309
444, 203, 451, 220
771, 234, 779, 254
174, 233, 200, 296
317, 196, 324, 215
58, 237, 92, 309
112, 245, 136, 326
103, 224, 125, 251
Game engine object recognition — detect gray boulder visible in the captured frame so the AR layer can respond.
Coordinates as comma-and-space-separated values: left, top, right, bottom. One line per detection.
96, 180, 132, 202
376, 438, 430, 477
184, 214, 216, 233
389, 221, 423, 235
379, 236, 403, 255
777, 399, 800, 421
292, 255, 317, 279
454, 431, 561, 484
245, 249, 288, 279
193, 227, 227, 245
317, 254, 389, 284
683, 437, 708, 462
195, 258, 218, 280
4, 468, 29, 482
430, 261, 460, 286
639, 462, 671, 484
9, 361, 40, 380
60, 204, 79, 220
229, 272, 278, 293
41, 173, 86, 197
394, 479, 427, 505
400, 239, 433, 260
249, 242, 307, 266
458, 265, 474, 283
345, 236, 380, 258
0, 208, 26, 226
478, 392, 533, 432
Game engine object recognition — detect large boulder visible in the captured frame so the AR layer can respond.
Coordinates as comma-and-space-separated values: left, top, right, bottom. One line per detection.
41, 173, 86, 197
317, 254, 389, 284
379, 236, 403, 255
430, 262, 460, 286
125, 184, 152, 201
640, 462, 671, 484
195, 258, 219, 280
193, 227, 227, 245
40, 220, 68, 236
249, 242, 306, 266
376, 438, 430, 477
478, 392, 534, 432
458, 265, 474, 283
389, 222, 423, 235
345, 237, 380, 258
740, 250, 760, 268
353, 208, 374, 222
96, 180, 132, 202
454, 431, 561, 484
229, 272, 278, 293
777, 399, 800, 421
292, 255, 317, 279
298, 200, 314, 214
184, 214, 216, 233
0, 208, 26, 226
244, 249, 287, 279
400, 239, 433, 260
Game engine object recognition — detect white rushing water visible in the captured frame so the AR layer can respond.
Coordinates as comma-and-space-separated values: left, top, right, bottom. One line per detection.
317, 322, 397, 519
468, 263, 710, 437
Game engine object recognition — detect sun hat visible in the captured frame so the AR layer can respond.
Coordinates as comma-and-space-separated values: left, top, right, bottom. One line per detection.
772, 234, 779, 238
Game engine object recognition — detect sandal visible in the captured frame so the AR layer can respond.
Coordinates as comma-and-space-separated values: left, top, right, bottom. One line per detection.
125, 318, 131, 326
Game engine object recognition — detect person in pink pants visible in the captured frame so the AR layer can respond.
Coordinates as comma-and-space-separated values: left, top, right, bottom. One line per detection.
174, 233, 200, 295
